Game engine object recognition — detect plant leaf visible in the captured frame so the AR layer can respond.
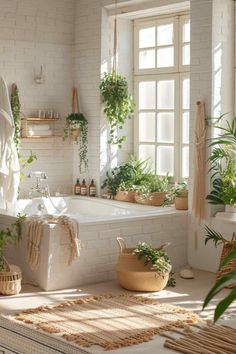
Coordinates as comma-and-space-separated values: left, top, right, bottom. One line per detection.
214, 288, 236, 322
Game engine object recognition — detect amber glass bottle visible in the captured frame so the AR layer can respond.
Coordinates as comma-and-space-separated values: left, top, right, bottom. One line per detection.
81, 179, 87, 196
74, 178, 81, 195
89, 179, 96, 197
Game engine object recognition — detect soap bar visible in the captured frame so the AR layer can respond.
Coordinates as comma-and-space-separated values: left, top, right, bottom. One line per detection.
180, 268, 194, 279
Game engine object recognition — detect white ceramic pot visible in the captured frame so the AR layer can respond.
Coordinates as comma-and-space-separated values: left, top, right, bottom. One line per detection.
225, 205, 236, 213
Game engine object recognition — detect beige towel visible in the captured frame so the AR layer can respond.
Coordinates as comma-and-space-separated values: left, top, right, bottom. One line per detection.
25, 215, 81, 271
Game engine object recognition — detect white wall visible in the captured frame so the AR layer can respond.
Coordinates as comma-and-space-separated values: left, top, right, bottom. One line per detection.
0, 0, 75, 196
188, 0, 235, 272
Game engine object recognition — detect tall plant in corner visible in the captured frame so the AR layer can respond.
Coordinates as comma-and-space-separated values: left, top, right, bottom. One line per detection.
100, 17, 135, 148
10, 84, 37, 186
206, 116, 236, 207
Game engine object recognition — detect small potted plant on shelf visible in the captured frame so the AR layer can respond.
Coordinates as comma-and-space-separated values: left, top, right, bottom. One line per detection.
116, 238, 175, 292
134, 174, 170, 206
164, 182, 188, 210
206, 116, 236, 213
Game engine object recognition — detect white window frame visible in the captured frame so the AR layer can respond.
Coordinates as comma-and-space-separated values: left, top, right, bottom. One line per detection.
134, 13, 190, 182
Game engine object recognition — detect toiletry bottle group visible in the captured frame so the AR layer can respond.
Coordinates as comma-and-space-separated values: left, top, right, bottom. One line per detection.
74, 178, 96, 197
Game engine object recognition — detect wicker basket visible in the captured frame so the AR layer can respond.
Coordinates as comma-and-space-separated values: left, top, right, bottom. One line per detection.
135, 192, 167, 206
115, 191, 136, 203
216, 233, 236, 288
116, 238, 171, 292
0, 258, 22, 295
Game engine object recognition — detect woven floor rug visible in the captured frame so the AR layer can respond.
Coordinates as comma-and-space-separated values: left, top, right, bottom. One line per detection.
0, 316, 92, 354
13, 294, 200, 350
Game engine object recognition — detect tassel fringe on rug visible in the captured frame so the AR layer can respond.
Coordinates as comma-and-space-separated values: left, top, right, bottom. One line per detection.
14, 294, 200, 350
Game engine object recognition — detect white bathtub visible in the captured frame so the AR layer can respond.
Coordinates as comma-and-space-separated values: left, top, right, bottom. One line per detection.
15, 196, 179, 222
0, 196, 188, 290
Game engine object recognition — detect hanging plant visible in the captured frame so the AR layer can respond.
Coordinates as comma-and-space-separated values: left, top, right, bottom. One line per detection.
10, 84, 37, 187
63, 88, 88, 173
100, 71, 135, 147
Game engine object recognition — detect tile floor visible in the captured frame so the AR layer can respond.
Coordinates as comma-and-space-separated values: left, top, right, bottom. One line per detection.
0, 270, 235, 354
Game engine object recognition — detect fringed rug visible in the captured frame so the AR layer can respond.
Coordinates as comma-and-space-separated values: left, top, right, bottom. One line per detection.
162, 322, 236, 354
14, 294, 200, 350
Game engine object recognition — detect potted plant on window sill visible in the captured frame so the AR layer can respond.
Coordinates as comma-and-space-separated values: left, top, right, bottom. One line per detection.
164, 182, 188, 210
134, 174, 170, 206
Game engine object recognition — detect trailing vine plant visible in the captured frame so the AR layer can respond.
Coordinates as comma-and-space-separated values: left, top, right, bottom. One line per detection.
10, 84, 37, 186
0, 214, 26, 271
64, 112, 88, 173
100, 72, 135, 147
99, 11, 135, 148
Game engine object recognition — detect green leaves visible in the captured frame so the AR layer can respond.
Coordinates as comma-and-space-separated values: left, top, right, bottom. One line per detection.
0, 214, 26, 271
133, 242, 175, 287
204, 225, 227, 247
100, 71, 135, 147
64, 113, 88, 173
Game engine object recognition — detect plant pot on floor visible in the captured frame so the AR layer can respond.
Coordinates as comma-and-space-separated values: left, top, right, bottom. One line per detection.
116, 238, 171, 292
115, 191, 136, 203
135, 192, 167, 206
0, 258, 22, 296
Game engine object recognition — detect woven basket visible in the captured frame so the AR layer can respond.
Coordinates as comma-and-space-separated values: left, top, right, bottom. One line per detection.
116, 238, 171, 292
115, 191, 136, 203
0, 258, 22, 295
135, 192, 167, 206
216, 233, 236, 288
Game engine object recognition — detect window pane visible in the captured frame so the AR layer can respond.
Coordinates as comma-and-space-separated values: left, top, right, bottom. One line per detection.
139, 112, 156, 142
157, 112, 174, 143
157, 23, 173, 46
182, 112, 189, 144
182, 146, 189, 178
157, 80, 175, 109
182, 78, 190, 109
157, 47, 174, 68
139, 81, 156, 109
183, 44, 190, 66
157, 146, 174, 176
183, 20, 190, 43
139, 49, 155, 69
139, 145, 155, 171
139, 27, 155, 48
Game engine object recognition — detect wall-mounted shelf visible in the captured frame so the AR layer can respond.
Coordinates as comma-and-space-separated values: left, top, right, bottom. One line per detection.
20, 117, 61, 139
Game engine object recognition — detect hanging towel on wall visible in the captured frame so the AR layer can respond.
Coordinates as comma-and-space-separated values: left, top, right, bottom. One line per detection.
0, 76, 20, 211
192, 101, 206, 222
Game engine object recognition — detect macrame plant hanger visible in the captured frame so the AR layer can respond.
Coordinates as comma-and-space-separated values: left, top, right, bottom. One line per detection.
112, 0, 118, 74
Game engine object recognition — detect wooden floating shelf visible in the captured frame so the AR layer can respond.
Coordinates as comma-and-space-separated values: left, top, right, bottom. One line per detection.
21, 117, 60, 122
21, 135, 62, 140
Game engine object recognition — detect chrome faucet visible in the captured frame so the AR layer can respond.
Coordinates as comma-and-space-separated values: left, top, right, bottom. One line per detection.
28, 171, 49, 198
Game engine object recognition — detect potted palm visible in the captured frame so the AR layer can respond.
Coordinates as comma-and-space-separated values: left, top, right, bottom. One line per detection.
207, 117, 236, 213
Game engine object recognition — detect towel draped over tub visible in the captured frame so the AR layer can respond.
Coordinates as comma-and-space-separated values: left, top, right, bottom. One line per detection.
25, 215, 81, 271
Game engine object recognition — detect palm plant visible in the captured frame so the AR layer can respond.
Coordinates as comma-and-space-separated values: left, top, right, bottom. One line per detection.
203, 249, 236, 322
207, 117, 236, 205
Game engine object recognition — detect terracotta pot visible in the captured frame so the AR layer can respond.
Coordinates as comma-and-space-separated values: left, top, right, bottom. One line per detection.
115, 191, 136, 203
175, 197, 188, 210
116, 238, 171, 292
135, 192, 167, 206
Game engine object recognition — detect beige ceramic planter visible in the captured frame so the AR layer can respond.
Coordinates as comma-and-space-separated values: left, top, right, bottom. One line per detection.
135, 192, 167, 206
115, 191, 136, 203
70, 128, 80, 141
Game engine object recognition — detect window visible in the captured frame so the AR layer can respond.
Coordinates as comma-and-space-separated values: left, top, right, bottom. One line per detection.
134, 15, 190, 181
